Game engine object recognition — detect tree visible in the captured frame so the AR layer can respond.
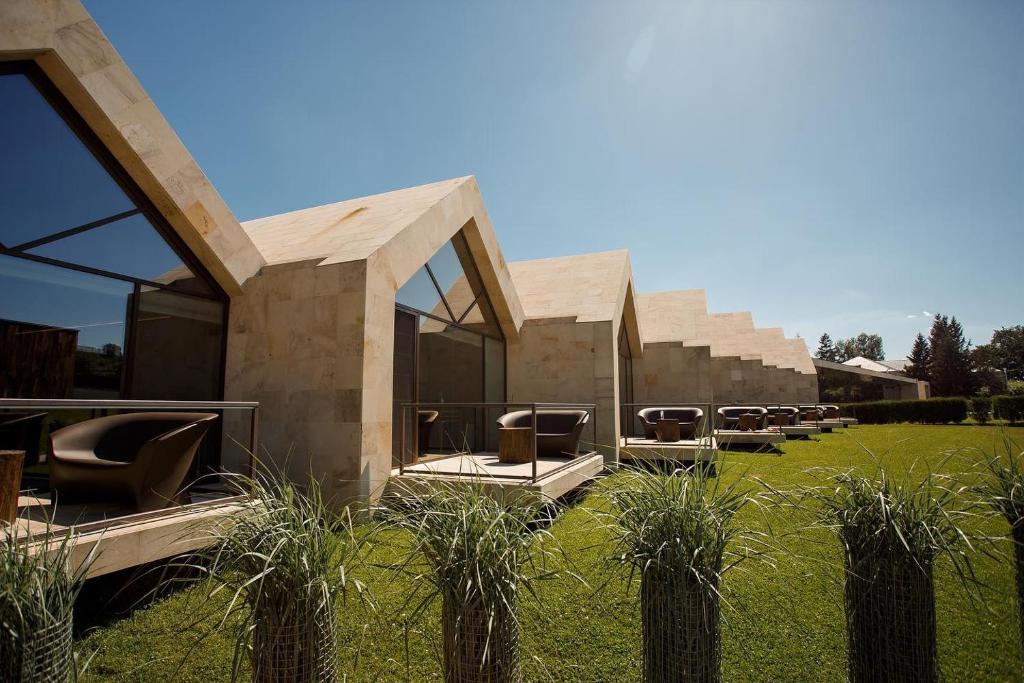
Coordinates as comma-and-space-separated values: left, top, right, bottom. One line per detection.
928, 314, 975, 397
833, 333, 885, 362
817, 333, 838, 362
854, 333, 885, 361
905, 333, 931, 381
974, 326, 1024, 381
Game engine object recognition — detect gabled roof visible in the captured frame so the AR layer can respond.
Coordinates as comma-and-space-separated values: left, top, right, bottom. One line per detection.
637, 290, 708, 343
242, 176, 525, 339
509, 250, 643, 355
637, 290, 816, 374
242, 178, 467, 266
1, 0, 265, 294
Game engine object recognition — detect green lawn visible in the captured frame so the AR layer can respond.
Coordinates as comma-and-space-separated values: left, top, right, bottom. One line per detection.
80, 424, 1024, 682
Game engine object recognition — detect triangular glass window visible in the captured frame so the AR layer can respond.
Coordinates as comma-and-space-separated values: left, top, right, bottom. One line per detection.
26, 213, 212, 294
457, 295, 502, 339
396, 265, 447, 318
426, 241, 466, 305
0, 73, 134, 248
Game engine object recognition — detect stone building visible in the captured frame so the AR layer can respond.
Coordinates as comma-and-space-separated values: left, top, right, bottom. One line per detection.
1, 0, 820, 509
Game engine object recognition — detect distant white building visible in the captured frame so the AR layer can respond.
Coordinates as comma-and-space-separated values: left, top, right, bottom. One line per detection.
843, 356, 909, 374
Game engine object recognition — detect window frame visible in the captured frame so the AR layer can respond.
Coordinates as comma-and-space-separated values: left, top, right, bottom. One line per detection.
0, 60, 229, 400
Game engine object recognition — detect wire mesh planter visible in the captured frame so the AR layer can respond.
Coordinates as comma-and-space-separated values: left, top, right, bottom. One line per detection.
442, 596, 521, 683
250, 603, 338, 683
842, 551, 937, 683
1013, 524, 1024, 661
640, 568, 721, 683
2, 614, 74, 683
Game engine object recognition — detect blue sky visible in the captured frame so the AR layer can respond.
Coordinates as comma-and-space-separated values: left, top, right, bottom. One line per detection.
84, 0, 1023, 358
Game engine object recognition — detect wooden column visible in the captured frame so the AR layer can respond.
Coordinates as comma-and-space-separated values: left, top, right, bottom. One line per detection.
0, 450, 25, 525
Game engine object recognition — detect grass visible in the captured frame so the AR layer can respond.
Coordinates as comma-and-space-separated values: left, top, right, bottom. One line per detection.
78, 424, 1023, 682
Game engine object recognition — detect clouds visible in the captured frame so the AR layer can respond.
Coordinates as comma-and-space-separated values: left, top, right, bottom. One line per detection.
625, 25, 656, 77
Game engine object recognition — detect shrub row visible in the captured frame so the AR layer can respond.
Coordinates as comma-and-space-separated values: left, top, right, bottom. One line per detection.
993, 395, 1024, 423
971, 396, 992, 424
839, 398, 968, 425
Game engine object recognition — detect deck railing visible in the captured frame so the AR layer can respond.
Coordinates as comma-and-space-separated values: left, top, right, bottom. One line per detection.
0, 398, 260, 482
397, 402, 597, 484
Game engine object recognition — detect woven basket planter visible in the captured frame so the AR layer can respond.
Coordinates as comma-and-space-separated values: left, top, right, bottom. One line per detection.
843, 552, 937, 683
640, 569, 722, 683
1013, 524, 1024, 663
1, 614, 74, 683
250, 604, 338, 683
441, 595, 521, 683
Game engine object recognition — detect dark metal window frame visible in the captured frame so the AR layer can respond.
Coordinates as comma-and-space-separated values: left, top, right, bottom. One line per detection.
392, 232, 509, 460
0, 60, 230, 399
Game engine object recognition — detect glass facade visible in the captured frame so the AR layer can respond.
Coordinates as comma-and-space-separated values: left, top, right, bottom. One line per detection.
0, 63, 227, 468
392, 232, 505, 464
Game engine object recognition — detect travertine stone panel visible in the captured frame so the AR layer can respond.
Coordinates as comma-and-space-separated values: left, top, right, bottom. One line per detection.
633, 343, 712, 404
0, 0, 265, 293
225, 259, 371, 505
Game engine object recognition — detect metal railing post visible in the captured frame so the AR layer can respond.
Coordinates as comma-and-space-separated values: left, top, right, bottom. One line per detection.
248, 405, 259, 480
531, 403, 538, 484
400, 404, 406, 475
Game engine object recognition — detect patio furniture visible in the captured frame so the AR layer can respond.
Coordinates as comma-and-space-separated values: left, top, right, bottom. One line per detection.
717, 407, 768, 430
819, 405, 841, 419
0, 450, 24, 524
766, 406, 799, 426
498, 427, 534, 464
49, 412, 219, 513
496, 409, 589, 458
637, 407, 703, 440
417, 410, 439, 455
0, 412, 47, 466
800, 405, 822, 423
655, 419, 681, 442
736, 414, 759, 431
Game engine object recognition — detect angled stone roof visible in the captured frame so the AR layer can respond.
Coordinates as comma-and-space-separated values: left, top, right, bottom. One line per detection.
636, 289, 708, 343
508, 250, 642, 355
1, 0, 266, 294
637, 290, 815, 374
242, 178, 467, 266
242, 176, 525, 338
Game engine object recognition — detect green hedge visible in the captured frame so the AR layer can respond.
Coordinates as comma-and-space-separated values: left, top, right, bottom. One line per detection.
839, 398, 969, 425
970, 396, 992, 425
993, 395, 1024, 423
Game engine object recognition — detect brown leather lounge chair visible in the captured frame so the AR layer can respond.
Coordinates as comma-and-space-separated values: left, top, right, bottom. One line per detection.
637, 407, 704, 440
819, 405, 841, 419
417, 410, 439, 455
0, 412, 47, 466
717, 406, 768, 431
50, 412, 219, 513
799, 405, 823, 423
496, 409, 590, 458
765, 406, 799, 427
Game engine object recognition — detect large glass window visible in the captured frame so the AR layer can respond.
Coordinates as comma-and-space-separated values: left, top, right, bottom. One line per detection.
392, 231, 505, 463
0, 62, 225, 401
0, 62, 227, 476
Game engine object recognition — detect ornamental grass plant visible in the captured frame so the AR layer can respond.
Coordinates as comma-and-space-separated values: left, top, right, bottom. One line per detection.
595, 462, 765, 683
1, 524, 96, 682
794, 457, 975, 683
180, 469, 363, 683
379, 480, 565, 683
974, 435, 1024, 664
